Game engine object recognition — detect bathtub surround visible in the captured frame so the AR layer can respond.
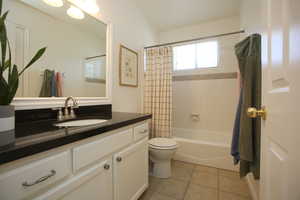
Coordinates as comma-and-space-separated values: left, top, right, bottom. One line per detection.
173, 72, 238, 81
144, 47, 173, 138
173, 128, 239, 172
160, 17, 239, 131
155, 17, 240, 172
232, 34, 262, 179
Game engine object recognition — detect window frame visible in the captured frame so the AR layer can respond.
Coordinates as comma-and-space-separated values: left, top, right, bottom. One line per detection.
172, 40, 220, 73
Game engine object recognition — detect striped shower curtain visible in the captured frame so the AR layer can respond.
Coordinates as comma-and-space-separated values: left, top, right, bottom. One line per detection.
144, 47, 173, 138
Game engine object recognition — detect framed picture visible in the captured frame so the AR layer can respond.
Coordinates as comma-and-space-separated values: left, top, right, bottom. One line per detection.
119, 45, 138, 87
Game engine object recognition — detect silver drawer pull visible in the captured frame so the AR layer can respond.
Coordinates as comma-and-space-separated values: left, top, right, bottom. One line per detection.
22, 170, 56, 188
139, 130, 148, 134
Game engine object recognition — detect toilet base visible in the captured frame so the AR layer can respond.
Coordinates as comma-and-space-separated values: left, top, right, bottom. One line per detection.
152, 161, 172, 178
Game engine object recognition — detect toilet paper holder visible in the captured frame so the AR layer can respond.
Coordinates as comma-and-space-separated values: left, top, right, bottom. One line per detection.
190, 113, 200, 121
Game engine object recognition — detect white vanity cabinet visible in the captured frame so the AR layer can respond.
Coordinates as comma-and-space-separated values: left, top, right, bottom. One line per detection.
35, 159, 113, 200
0, 121, 149, 200
114, 138, 148, 200
0, 151, 72, 200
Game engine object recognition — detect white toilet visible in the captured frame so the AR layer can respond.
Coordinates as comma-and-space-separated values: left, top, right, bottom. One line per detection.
148, 138, 178, 178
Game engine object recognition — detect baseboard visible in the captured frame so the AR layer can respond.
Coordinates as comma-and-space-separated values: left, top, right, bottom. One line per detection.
246, 174, 259, 200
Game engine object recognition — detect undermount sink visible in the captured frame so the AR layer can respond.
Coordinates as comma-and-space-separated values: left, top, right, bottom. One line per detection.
55, 119, 108, 127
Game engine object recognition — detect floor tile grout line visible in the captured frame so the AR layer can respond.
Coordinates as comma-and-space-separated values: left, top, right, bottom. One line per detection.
182, 164, 196, 200
144, 161, 248, 200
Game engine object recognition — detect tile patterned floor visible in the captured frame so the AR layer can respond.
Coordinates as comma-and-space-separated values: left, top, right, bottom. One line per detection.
139, 160, 252, 200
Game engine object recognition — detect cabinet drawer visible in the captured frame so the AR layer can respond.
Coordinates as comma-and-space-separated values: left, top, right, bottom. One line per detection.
0, 151, 71, 200
73, 129, 133, 171
133, 123, 149, 141
34, 159, 113, 200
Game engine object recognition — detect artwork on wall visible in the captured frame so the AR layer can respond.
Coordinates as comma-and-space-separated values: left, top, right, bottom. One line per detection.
119, 45, 138, 87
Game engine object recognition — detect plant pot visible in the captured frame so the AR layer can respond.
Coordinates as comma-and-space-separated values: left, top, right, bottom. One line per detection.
0, 105, 15, 150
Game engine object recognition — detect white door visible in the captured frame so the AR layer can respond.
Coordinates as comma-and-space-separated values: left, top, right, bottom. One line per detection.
259, 0, 300, 199
6, 21, 29, 97
114, 138, 148, 200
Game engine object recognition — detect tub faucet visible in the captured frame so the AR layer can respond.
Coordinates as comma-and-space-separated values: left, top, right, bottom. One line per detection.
63, 96, 79, 120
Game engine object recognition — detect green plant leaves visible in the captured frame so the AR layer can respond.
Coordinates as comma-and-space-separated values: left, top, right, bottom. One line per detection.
7, 65, 19, 103
0, 0, 2, 16
0, 1, 46, 105
0, 11, 8, 74
19, 47, 47, 76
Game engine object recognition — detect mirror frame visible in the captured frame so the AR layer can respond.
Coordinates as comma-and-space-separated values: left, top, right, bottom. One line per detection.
11, 1, 113, 110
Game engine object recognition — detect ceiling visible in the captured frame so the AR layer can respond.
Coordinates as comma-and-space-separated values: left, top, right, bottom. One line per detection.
21, 0, 107, 39
132, 0, 241, 32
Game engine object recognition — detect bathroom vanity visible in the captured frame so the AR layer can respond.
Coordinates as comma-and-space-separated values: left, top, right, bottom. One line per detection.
0, 108, 151, 200
0, 1, 151, 199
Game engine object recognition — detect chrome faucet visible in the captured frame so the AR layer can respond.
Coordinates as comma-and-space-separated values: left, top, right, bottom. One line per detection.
62, 96, 79, 120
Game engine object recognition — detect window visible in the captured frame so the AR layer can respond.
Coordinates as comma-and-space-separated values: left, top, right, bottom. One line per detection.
84, 56, 106, 83
173, 41, 219, 71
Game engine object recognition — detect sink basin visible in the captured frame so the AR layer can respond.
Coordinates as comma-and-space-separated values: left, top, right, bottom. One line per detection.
55, 119, 108, 127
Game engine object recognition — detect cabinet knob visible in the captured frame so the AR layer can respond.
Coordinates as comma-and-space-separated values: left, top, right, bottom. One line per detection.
104, 164, 110, 170
116, 157, 122, 162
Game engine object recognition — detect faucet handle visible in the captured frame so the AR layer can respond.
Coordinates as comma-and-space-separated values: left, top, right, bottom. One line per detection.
52, 108, 64, 121
57, 108, 63, 121
64, 107, 69, 117
70, 108, 76, 118
73, 99, 79, 108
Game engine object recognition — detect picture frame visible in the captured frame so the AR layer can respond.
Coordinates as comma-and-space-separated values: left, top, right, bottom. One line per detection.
119, 45, 138, 87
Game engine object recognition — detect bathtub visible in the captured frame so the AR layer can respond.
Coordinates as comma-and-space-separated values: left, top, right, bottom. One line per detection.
172, 128, 238, 171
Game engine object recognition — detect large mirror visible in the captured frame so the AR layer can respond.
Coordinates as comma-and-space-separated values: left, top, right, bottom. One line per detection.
6, 0, 108, 98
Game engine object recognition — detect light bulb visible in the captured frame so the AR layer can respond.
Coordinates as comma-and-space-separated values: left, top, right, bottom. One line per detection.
43, 0, 64, 7
67, 6, 85, 20
71, 0, 100, 15
82, 1, 99, 14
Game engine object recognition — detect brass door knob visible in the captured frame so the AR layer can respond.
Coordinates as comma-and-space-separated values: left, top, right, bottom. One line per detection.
247, 106, 267, 120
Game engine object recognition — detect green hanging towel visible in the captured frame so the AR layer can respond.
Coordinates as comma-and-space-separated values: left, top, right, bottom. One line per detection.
39, 69, 54, 97
235, 34, 262, 179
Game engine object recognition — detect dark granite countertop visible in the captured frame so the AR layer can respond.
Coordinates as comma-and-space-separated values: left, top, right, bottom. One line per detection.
0, 112, 151, 165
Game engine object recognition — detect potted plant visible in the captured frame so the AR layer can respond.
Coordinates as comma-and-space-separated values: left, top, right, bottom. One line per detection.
0, 0, 46, 149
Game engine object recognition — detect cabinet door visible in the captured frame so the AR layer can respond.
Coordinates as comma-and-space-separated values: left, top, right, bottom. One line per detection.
114, 138, 148, 200
34, 159, 113, 200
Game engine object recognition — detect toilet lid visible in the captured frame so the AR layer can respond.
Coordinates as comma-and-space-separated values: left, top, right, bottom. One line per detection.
149, 138, 177, 149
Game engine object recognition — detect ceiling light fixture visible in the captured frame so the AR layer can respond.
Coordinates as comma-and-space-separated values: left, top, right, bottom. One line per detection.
43, 0, 64, 7
72, 0, 100, 15
81, 1, 99, 15
67, 5, 85, 20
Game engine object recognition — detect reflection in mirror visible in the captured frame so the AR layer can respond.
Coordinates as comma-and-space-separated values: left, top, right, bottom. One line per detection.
6, 0, 107, 98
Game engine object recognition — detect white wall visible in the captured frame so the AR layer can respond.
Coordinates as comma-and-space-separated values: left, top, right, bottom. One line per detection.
159, 16, 240, 137
159, 16, 241, 43
91, 0, 158, 112
240, 0, 262, 34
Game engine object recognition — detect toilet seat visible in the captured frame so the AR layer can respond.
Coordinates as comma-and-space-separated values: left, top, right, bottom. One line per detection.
149, 138, 178, 150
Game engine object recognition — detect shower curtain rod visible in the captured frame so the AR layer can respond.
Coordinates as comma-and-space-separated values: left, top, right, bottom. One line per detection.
85, 54, 106, 60
144, 30, 245, 49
